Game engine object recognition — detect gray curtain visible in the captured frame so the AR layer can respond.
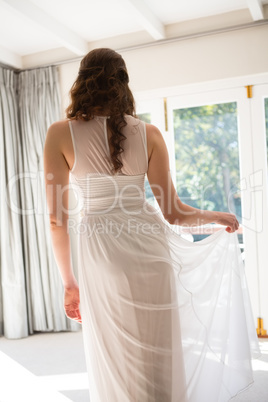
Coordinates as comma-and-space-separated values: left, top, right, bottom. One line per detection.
0, 66, 79, 339
0, 68, 28, 339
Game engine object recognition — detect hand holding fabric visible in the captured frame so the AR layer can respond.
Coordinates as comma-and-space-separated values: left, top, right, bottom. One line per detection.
215, 212, 240, 233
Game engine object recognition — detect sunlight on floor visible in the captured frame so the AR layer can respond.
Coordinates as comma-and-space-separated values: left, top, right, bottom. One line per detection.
0, 351, 72, 402
39, 372, 89, 391
0, 339, 267, 401
253, 340, 268, 371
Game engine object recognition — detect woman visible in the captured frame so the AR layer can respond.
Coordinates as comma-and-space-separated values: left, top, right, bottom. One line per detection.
43, 48, 259, 402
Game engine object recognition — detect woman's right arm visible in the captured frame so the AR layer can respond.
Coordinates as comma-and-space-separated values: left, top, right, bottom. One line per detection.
146, 124, 239, 233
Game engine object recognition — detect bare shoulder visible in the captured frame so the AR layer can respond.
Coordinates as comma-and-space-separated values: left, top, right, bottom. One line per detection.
47, 119, 70, 135
145, 123, 162, 139
145, 123, 165, 161
44, 119, 74, 171
45, 119, 70, 147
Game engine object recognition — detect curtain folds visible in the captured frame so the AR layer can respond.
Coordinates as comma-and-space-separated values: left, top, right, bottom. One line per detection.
0, 68, 28, 339
0, 66, 79, 339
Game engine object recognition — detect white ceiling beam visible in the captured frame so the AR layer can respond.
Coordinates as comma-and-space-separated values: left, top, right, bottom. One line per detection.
0, 45, 22, 69
1, 0, 88, 56
247, 0, 264, 21
123, 0, 165, 40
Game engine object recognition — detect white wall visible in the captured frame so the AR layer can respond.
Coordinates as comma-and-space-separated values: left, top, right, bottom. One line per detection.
59, 22, 268, 116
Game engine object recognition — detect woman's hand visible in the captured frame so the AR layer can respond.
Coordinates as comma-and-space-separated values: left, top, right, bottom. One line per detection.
215, 212, 240, 233
64, 283, 82, 324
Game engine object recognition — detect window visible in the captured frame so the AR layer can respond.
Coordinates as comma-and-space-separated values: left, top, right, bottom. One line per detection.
173, 102, 241, 243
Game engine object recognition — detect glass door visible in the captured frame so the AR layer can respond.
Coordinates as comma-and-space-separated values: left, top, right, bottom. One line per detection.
167, 87, 263, 327
248, 84, 268, 333
136, 87, 268, 329
167, 90, 244, 243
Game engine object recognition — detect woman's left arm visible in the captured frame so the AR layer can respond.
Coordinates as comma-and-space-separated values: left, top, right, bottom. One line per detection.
43, 121, 81, 323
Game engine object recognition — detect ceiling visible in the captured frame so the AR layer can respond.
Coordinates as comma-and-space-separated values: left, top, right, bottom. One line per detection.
0, 0, 267, 69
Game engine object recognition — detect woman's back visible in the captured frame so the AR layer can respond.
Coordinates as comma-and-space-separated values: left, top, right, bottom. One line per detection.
68, 115, 148, 177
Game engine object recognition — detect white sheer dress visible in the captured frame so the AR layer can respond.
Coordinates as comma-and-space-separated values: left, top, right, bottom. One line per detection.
68, 115, 260, 402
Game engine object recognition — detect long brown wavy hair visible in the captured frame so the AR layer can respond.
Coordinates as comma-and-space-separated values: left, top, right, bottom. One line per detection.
66, 48, 136, 174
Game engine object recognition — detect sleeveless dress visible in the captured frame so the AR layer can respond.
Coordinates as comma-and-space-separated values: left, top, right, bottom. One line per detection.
68, 115, 260, 402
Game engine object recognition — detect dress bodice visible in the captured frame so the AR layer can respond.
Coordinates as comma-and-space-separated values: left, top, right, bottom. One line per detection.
68, 115, 148, 215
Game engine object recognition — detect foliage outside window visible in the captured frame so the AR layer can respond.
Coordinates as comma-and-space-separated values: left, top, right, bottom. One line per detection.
173, 103, 241, 219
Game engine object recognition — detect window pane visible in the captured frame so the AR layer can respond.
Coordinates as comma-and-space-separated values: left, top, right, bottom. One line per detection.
137, 112, 151, 124
173, 102, 242, 244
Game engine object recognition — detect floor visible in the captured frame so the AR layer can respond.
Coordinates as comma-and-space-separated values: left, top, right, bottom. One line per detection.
0, 330, 89, 402
0, 330, 267, 402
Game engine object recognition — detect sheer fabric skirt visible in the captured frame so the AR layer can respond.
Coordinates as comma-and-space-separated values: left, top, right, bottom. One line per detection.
75, 200, 259, 402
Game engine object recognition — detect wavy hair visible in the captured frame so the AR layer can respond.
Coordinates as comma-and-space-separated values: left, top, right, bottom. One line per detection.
66, 48, 136, 174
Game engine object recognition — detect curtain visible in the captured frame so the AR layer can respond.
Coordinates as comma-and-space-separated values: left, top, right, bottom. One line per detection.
0, 66, 79, 339
0, 68, 28, 339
